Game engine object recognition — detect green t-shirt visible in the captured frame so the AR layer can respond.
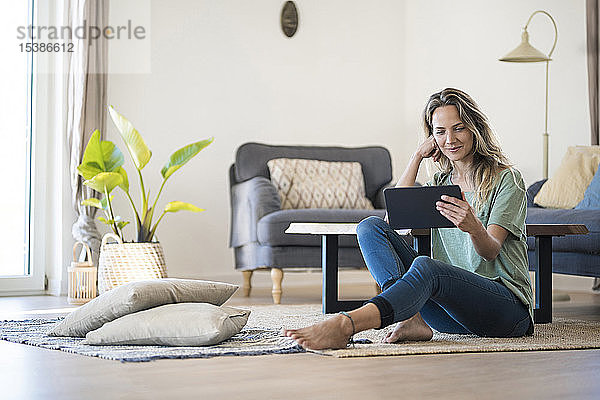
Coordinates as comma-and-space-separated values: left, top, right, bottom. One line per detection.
428, 168, 534, 321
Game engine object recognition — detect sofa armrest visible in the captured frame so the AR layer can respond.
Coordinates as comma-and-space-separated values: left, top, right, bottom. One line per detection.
229, 176, 281, 248
527, 179, 547, 208
373, 185, 391, 209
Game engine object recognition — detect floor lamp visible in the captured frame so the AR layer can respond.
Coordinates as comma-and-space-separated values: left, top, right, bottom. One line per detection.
499, 10, 558, 179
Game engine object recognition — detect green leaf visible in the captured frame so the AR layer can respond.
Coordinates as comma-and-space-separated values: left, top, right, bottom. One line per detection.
78, 130, 124, 180
161, 138, 214, 179
101, 140, 124, 172
97, 216, 113, 225
98, 216, 127, 227
117, 167, 129, 192
81, 198, 103, 209
100, 195, 115, 211
140, 206, 154, 242
164, 201, 205, 213
108, 106, 152, 170
116, 221, 130, 230
80, 130, 105, 174
83, 172, 123, 194
77, 162, 103, 181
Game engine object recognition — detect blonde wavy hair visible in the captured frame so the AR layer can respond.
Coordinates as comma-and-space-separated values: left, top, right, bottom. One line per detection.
422, 88, 512, 211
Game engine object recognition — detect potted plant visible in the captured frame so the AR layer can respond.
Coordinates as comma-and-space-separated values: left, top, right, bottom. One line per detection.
77, 106, 213, 293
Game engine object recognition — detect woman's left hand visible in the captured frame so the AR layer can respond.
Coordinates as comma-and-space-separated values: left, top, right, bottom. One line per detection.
436, 193, 483, 234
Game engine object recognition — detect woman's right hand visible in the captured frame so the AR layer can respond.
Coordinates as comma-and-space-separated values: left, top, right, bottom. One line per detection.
396, 135, 441, 187
415, 136, 441, 162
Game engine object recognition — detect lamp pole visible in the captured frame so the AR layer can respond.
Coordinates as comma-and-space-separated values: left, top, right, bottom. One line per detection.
525, 11, 558, 179
500, 10, 557, 179
544, 60, 549, 179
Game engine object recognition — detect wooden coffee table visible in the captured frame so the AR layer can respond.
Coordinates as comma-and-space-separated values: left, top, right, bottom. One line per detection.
286, 222, 588, 323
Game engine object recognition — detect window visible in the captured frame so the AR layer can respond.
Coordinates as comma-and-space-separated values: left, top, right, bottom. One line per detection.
0, 2, 34, 286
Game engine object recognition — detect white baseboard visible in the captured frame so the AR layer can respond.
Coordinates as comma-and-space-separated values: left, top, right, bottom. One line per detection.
192, 270, 596, 293
0, 290, 46, 297
175, 269, 375, 289
551, 274, 596, 293
46, 278, 63, 296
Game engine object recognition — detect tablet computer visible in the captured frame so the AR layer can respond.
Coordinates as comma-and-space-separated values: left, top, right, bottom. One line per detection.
383, 185, 462, 229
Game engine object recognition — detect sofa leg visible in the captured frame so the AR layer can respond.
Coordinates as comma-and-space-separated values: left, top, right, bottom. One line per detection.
242, 271, 253, 297
271, 268, 284, 304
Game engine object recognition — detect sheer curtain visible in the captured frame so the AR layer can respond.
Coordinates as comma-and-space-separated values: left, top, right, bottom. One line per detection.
66, 0, 109, 265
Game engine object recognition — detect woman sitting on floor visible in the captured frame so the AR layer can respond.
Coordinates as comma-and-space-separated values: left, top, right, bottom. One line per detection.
284, 87, 534, 350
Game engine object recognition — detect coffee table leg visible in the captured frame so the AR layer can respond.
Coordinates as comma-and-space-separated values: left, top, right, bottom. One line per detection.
413, 235, 431, 256
534, 235, 553, 324
321, 234, 366, 314
322, 235, 339, 314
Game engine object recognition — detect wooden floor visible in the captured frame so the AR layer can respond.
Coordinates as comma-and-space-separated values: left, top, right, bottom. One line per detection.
1, 283, 599, 400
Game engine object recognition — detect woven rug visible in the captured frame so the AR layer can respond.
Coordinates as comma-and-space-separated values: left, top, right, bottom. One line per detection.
237, 305, 600, 357
2, 304, 599, 361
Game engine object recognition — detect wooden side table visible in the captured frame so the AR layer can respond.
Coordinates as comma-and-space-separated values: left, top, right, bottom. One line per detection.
286, 222, 588, 324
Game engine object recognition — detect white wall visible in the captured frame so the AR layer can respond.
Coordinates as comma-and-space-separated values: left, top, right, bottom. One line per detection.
106, 0, 407, 279
106, 0, 592, 287
404, 0, 589, 185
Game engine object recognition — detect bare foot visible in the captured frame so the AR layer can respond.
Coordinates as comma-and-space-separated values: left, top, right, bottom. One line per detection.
283, 314, 354, 350
383, 313, 433, 343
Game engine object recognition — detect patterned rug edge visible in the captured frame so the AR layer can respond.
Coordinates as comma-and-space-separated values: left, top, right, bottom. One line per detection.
0, 335, 305, 362
0, 318, 305, 362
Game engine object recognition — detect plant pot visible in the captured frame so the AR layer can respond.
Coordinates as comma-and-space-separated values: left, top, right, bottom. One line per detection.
98, 233, 168, 294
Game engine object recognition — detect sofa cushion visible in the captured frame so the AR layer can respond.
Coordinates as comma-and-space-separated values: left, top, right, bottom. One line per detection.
526, 179, 546, 208
234, 143, 392, 201
533, 146, 600, 208
257, 209, 386, 247
575, 165, 600, 210
267, 158, 374, 210
234, 243, 370, 270
525, 207, 600, 254
528, 251, 600, 277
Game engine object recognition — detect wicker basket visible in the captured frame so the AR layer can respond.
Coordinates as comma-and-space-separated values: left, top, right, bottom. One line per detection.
98, 233, 167, 294
68, 242, 97, 305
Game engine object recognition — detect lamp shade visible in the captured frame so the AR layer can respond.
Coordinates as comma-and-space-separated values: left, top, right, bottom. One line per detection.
499, 30, 551, 62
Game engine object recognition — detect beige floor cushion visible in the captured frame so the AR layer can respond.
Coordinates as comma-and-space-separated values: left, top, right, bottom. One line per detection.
534, 146, 600, 208
49, 279, 238, 337
84, 303, 250, 346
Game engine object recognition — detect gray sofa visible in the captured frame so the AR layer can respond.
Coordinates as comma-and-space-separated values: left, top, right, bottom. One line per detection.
228, 143, 390, 303
526, 179, 600, 278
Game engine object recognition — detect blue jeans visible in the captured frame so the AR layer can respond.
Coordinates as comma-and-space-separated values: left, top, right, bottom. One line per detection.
357, 216, 533, 337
